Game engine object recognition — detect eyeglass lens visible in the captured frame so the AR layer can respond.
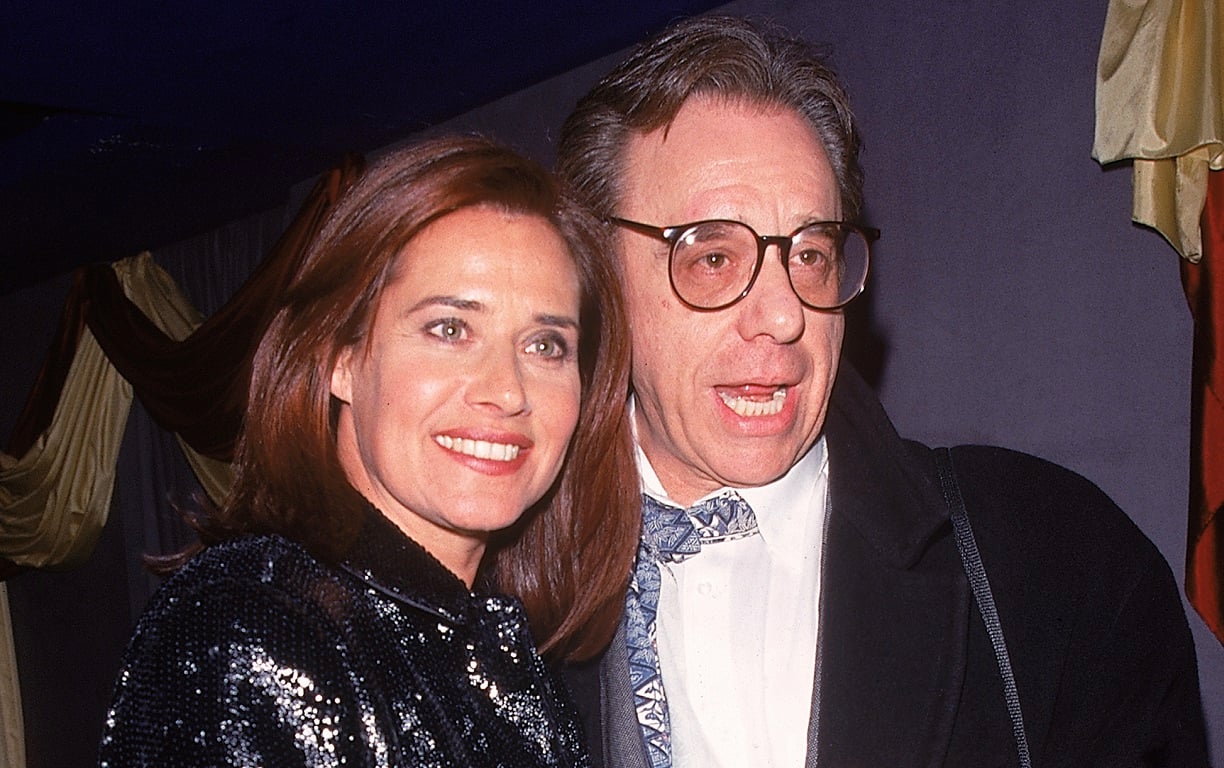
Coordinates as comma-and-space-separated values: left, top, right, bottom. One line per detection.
670, 221, 869, 309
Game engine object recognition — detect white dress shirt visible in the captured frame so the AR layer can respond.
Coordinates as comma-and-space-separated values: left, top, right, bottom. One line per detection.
637, 436, 828, 768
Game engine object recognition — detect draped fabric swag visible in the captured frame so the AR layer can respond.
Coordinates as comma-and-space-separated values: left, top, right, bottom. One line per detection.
1, 256, 193, 572
1094, 0, 1224, 644
2, 155, 362, 568
1093, 0, 1223, 261
0, 155, 363, 765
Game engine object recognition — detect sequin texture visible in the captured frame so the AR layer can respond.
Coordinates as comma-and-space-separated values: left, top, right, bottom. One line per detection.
98, 505, 589, 767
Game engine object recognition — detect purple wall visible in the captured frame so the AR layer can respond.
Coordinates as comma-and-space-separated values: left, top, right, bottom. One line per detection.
2, 0, 1220, 764
753, 0, 1224, 757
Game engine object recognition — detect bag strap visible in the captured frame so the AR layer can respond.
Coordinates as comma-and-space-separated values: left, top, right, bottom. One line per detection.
934, 448, 1033, 768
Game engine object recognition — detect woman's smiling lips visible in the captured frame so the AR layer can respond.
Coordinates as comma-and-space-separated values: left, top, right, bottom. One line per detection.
433, 431, 532, 473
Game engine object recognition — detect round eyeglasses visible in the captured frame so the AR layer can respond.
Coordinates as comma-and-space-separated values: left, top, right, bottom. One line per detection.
609, 216, 876, 311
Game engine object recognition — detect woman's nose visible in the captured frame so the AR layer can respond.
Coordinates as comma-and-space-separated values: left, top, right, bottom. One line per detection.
466, 345, 531, 415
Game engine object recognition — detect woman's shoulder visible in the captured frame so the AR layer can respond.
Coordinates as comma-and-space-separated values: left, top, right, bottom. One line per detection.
138, 534, 346, 640
101, 536, 378, 766
172, 533, 323, 583
114, 534, 361, 706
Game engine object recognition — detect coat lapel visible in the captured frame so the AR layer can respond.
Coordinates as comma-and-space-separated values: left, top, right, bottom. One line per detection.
600, 620, 653, 768
808, 509, 971, 767
808, 367, 972, 767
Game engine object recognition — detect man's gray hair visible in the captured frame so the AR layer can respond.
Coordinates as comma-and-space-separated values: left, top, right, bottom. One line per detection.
556, 15, 864, 224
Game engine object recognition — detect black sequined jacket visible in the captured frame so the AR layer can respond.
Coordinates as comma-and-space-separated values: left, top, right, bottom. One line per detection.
98, 504, 590, 768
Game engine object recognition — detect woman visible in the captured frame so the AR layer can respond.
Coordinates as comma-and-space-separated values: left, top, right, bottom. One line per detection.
98, 136, 639, 767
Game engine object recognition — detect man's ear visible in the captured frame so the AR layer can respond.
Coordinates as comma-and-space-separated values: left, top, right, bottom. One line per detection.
331, 346, 355, 404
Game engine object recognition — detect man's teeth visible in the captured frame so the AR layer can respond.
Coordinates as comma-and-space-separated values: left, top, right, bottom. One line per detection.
434, 435, 521, 461
719, 388, 786, 417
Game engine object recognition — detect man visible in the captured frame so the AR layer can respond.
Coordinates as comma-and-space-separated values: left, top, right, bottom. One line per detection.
556, 15, 1208, 768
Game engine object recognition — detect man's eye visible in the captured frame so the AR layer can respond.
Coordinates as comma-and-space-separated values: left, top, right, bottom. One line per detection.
795, 248, 829, 266
426, 318, 468, 342
676, 249, 738, 276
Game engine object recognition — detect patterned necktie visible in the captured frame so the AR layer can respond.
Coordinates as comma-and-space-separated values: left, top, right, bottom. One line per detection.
625, 492, 759, 768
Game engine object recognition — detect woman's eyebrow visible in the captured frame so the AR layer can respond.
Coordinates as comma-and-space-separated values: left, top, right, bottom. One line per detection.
403, 296, 578, 330
535, 313, 579, 330
407, 295, 483, 313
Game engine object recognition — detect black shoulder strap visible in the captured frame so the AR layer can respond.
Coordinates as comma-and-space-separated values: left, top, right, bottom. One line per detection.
935, 447, 1033, 768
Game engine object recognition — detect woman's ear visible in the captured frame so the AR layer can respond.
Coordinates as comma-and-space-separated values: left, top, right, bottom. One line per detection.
331, 346, 355, 404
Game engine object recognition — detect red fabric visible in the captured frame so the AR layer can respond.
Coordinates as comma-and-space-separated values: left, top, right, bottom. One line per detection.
1182, 168, 1224, 646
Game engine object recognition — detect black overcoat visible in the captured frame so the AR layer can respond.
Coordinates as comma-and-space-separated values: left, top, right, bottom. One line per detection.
567, 366, 1207, 768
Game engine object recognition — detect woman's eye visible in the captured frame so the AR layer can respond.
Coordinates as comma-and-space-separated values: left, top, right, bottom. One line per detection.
525, 334, 570, 360
426, 318, 468, 342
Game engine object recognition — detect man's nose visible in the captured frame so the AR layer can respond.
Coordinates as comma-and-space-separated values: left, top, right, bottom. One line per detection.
735, 244, 806, 343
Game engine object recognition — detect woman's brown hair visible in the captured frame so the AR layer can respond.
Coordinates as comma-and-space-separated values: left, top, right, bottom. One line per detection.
212, 135, 637, 661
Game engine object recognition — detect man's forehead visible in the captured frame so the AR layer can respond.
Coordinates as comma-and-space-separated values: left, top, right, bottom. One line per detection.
617, 96, 839, 223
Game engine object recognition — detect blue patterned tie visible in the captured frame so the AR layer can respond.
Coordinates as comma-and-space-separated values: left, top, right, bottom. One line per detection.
626, 492, 758, 768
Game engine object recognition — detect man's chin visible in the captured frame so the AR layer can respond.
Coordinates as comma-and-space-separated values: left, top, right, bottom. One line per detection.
706, 453, 802, 489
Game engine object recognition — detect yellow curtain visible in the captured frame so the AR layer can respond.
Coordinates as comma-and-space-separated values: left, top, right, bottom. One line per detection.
0, 254, 231, 570
1093, 0, 1224, 261
0, 254, 236, 768
0, 320, 133, 569
0, 584, 24, 768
